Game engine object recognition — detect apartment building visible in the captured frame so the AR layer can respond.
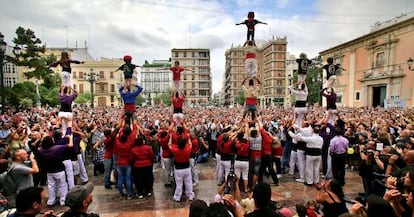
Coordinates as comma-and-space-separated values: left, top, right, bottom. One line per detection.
141, 59, 172, 105
171, 48, 212, 104
223, 37, 288, 107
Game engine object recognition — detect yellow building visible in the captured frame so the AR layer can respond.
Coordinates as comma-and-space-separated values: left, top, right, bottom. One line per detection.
45, 48, 125, 107
223, 37, 288, 107
320, 14, 414, 108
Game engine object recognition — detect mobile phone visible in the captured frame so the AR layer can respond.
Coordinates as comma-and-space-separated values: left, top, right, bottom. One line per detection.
376, 143, 383, 151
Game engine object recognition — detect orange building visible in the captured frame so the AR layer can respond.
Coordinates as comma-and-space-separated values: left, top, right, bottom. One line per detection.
319, 15, 414, 108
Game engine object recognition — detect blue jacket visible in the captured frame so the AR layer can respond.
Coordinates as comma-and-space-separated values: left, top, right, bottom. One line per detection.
119, 85, 143, 104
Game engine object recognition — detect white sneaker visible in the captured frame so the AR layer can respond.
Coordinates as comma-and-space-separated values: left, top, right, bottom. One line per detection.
295, 178, 305, 183
277, 174, 282, 178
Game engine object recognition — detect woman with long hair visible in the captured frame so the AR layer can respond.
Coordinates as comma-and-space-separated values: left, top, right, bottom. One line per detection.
315, 179, 348, 217
48, 51, 84, 88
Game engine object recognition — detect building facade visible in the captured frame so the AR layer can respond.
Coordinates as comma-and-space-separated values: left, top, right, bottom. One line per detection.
46, 48, 125, 107
223, 37, 288, 107
2, 45, 19, 88
141, 60, 172, 105
320, 14, 414, 108
171, 48, 212, 104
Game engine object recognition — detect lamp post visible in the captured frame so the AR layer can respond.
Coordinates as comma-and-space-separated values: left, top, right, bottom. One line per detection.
0, 33, 6, 111
408, 57, 414, 71
35, 79, 41, 108
86, 68, 99, 109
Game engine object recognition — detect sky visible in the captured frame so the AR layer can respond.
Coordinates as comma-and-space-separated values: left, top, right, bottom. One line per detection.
1, 0, 414, 93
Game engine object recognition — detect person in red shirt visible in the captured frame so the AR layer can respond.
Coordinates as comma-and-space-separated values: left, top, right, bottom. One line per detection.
114, 121, 138, 200
130, 134, 155, 199
218, 132, 236, 185
189, 133, 200, 186
157, 130, 174, 187
161, 61, 193, 91
234, 132, 250, 193
168, 136, 194, 202
103, 128, 119, 189
257, 116, 279, 186
171, 91, 186, 126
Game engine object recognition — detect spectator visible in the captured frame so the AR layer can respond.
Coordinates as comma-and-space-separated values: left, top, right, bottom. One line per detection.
245, 182, 281, 217
62, 183, 99, 217
130, 135, 154, 199
189, 199, 208, 217
315, 179, 348, 217
8, 186, 54, 217
9, 149, 39, 195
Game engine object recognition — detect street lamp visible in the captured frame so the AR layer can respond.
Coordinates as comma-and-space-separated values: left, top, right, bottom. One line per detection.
0, 32, 6, 111
35, 79, 41, 108
408, 57, 414, 71
85, 68, 99, 108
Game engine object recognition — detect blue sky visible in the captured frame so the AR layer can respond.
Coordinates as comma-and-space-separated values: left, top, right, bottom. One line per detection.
1, 0, 413, 93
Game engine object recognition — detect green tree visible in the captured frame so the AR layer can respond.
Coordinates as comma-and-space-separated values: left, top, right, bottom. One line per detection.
135, 95, 145, 105
7, 27, 56, 80
39, 86, 60, 107
75, 93, 91, 104
234, 90, 245, 105
7, 82, 36, 107
158, 90, 172, 106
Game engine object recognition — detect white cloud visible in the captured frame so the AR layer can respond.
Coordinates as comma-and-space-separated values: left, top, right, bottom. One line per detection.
1, 0, 414, 94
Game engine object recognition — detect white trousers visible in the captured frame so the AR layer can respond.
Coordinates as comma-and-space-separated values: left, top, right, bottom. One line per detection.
62, 71, 72, 87
245, 58, 257, 78
215, 153, 224, 184
77, 154, 89, 183
325, 147, 333, 179
47, 171, 68, 206
219, 160, 231, 183
295, 107, 307, 127
234, 160, 249, 180
190, 158, 199, 184
173, 167, 194, 201
289, 150, 298, 175
174, 80, 180, 91
305, 155, 321, 184
162, 157, 174, 184
62, 159, 74, 190
297, 149, 306, 180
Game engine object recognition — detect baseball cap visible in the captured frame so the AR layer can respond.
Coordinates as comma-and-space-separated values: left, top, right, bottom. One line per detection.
65, 183, 94, 207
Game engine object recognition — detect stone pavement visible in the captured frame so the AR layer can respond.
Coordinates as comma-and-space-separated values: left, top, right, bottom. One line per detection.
45, 159, 364, 217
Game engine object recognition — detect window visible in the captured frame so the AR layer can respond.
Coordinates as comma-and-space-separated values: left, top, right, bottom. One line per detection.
73, 84, 77, 90
175, 52, 178, 57
79, 84, 84, 93
376, 52, 385, 67
184, 52, 187, 57
192, 52, 195, 57
79, 72, 84, 79
144, 74, 151, 81
110, 71, 114, 79
355, 91, 360, 101
73, 72, 77, 78
99, 71, 105, 79
111, 84, 115, 93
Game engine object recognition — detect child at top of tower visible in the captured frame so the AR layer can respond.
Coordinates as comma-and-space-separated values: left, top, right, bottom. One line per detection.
48, 51, 84, 88
115, 55, 142, 89
160, 61, 193, 91
236, 11, 267, 47
295, 52, 312, 86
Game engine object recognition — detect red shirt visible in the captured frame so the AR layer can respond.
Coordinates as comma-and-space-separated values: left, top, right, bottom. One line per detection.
130, 145, 154, 168
260, 129, 272, 155
272, 146, 283, 157
169, 129, 190, 146
170, 144, 191, 163
236, 140, 250, 158
114, 127, 137, 166
158, 131, 172, 158
170, 66, 184, 81
216, 134, 224, 154
191, 137, 199, 154
245, 53, 256, 59
172, 97, 185, 109
220, 140, 235, 155
103, 131, 116, 159
245, 97, 257, 106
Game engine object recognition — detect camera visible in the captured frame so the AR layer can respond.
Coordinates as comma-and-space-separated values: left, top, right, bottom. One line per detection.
224, 167, 236, 195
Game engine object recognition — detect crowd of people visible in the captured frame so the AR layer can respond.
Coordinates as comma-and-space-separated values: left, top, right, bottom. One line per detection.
0, 104, 413, 216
